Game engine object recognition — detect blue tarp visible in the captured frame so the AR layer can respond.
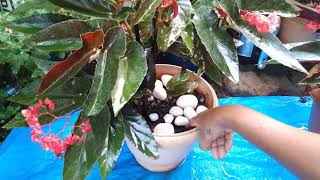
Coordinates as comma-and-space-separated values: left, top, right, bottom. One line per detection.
0, 96, 313, 179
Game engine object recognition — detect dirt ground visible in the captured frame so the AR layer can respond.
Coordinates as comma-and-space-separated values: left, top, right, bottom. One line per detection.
208, 63, 312, 98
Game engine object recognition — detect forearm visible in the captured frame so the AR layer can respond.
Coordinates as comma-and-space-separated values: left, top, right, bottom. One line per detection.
224, 105, 320, 179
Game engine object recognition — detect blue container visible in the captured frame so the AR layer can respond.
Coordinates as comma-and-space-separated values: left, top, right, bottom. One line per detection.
257, 27, 280, 69
238, 34, 255, 57
1, 85, 17, 97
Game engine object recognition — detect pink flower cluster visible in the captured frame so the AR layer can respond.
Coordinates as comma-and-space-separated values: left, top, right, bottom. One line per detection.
22, 98, 92, 157
241, 10, 280, 33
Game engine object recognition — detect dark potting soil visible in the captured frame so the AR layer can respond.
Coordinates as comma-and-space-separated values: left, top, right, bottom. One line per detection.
133, 92, 206, 134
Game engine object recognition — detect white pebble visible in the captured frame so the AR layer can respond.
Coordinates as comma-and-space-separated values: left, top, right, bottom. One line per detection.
147, 96, 154, 102
176, 94, 198, 109
174, 116, 189, 126
169, 106, 183, 116
153, 123, 175, 135
155, 80, 163, 87
184, 107, 197, 120
152, 86, 167, 101
196, 105, 208, 113
163, 114, 174, 123
161, 74, 173, 87
149, 113, 159, 121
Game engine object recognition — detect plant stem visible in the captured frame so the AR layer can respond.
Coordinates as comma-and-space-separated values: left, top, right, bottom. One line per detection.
124, 20, 135, 41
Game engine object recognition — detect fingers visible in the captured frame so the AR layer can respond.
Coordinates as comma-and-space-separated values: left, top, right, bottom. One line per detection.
199, 130, 212, 150
211, 140, 218, 159
225, 130, 234, 152
211, 138, 226, 160
210, 131, 234, 160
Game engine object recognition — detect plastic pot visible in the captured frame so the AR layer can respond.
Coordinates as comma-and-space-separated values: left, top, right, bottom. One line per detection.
125, 64, 219, 172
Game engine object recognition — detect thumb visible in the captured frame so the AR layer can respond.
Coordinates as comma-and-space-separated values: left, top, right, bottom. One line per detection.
187, 116, 199, 128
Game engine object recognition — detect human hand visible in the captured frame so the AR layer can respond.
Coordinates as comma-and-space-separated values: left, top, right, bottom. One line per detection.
189, 106, 235, 159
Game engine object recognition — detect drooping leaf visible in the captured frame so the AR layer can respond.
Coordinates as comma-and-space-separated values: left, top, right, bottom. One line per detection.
36, 30, 105, 96
48, 0, 116, 17
157, 0, 192, 51
233, 21, 308, 74
84, 27, 126, 116
63, 132, 95, 180
8, 77, 91, 105
166, 72, 193, 88
300, 63, 320, 85
63, 106, 124, 180
98, 113, 125, 179
30, 40, 82, 51
270, 40, 320, 62
113, 7, 136, 20
166, 72, 198, 96
63, 107, 106, 180
4, 77, 92, 128
2, 114, 26, 129
122, 106, 159, 159
167, 40, 222, 85
4, 97, 87, 129
167, 41, 194, 60
6, 0, 59, 18
138, 17, 154, 45
111, 42, 147, 115
236, 0, 299, 17
8, 80, 40, 105
290, 41, 320, 61
211, 0, 307, 74
167, 82, 198, 96
4, 13, 72, 34
131, 0, 162, 26
193, 4, 239, 83
193, 34, 222, 85
28, 19, 118, 51
181, 23, 194, 53
33, 58, 58, 74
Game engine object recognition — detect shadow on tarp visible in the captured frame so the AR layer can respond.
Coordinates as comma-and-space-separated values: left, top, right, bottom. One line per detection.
0, 96, 312, 180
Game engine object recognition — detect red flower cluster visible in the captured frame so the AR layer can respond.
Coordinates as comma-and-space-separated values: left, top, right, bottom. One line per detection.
241, 11, 280, 33
22, 99, 92, 157
215, 8, 280, 33
304, 21, 320, 32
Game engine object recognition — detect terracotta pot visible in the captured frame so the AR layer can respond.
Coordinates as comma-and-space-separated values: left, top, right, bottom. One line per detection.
125, 64, 218, 172
278, 17, 319, 44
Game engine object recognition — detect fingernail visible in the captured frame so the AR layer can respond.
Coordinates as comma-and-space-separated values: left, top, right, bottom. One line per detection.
186, 120, 197, 128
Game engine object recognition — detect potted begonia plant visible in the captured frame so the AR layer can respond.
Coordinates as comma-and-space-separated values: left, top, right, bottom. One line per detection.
2, 0, 309, 179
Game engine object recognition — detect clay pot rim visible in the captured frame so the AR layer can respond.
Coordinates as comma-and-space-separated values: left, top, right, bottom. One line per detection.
152, 64, 218, 138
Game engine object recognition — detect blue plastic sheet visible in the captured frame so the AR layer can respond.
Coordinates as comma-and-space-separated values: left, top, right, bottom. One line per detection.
0, 96, 313, 179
